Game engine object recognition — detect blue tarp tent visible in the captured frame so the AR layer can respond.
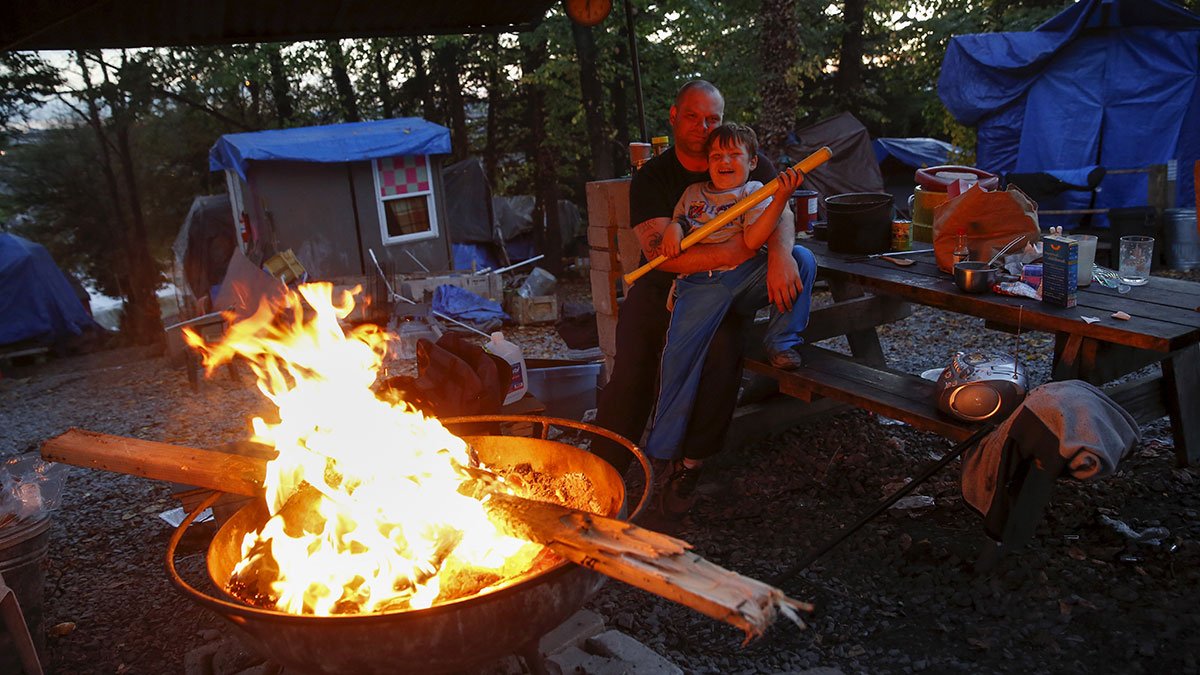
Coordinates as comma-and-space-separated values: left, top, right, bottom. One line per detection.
873, 137, 963, 169
209, 118, 451, 180
0, 233, 96, 347
939, 0, 1200, 226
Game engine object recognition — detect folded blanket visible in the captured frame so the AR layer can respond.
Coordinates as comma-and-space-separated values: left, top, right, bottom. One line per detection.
961, 380, 1140, 522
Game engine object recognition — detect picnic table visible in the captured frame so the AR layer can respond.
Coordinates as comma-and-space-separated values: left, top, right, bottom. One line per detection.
747, 239, 1200, 467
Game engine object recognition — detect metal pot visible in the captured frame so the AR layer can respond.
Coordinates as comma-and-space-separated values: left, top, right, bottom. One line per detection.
167, 416, 650, 675
953, 261, 997, 293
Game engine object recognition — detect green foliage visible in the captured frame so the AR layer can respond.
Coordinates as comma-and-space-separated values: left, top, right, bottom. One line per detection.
2, 0, 1195, 309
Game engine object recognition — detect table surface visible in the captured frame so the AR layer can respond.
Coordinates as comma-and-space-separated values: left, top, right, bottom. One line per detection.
803, 238, 1200, 354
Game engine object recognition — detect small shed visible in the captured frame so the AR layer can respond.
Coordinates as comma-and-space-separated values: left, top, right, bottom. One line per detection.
208, 118, 453, 279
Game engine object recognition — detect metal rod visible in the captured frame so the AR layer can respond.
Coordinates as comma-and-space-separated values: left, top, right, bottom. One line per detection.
368, 248, 491, 339
851, 248, 934, 261
623, 0, 647, 143
490, 254, 545, 275
404, 249, 430, 273
773, 423, 996, 586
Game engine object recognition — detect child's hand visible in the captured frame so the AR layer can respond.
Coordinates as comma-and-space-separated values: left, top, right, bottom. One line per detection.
662, 222, 684, 258
775, 166, 805, 198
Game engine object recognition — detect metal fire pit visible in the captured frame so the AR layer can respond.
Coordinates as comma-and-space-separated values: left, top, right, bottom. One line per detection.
166, 415, 649, 675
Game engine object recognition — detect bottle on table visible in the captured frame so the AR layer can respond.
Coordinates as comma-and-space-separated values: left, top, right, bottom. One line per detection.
953, 229, 970, 265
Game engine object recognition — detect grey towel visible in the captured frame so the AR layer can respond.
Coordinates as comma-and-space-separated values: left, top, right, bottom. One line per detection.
961, 380, 1140, 518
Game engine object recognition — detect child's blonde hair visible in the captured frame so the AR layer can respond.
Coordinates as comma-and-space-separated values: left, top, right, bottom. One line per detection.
704, 123, 758, 158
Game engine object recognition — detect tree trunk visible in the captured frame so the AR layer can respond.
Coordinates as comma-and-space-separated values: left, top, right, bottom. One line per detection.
407, 38, 438, 123
325, 40, 360, 122
757, 0, 798, 163
437, 42, 470, 162
75, 51, 163, 344
266, 44, 293, 126
373, 42, 396, 119
833, 0, 867, 109
484, 34, 501, 190
572, 23, 614, 181
522, 37, 562, 275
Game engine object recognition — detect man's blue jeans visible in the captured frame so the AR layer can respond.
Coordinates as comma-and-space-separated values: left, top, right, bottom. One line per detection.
645, 245, 817, 460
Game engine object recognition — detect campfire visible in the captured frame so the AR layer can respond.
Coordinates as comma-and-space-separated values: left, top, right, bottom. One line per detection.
43, 281, 811, 673
182, 282, 585, 615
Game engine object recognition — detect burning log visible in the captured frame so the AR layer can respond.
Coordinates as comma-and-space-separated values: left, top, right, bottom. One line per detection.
480, 490, 811, 640
42, 428, 811, 640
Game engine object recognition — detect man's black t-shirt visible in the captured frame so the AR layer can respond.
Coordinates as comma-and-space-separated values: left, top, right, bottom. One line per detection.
627, 147, 778, 287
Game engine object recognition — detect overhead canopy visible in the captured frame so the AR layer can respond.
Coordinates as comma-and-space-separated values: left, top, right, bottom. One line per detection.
939, 0, 1200, 222
209, 118, 452, 180
3, 0, 557, 51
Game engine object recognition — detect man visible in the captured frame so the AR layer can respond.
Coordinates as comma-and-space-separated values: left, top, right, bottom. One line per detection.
593, 80, 805, 515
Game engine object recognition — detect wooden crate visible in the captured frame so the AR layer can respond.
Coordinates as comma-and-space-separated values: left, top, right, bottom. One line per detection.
508, 295, 559, 325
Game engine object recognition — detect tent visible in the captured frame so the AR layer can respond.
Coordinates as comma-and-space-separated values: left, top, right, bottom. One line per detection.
0, 233, 96, 347
208, 118, 454, 279
172, 194, 238, 307
939, 0, 1200, 226
785, 112, 887, 220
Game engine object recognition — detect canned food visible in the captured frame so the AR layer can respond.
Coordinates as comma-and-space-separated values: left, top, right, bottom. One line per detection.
891, 220, 912, 251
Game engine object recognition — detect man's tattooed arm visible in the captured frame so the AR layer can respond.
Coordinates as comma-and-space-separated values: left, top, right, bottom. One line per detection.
634, 220, 666, 259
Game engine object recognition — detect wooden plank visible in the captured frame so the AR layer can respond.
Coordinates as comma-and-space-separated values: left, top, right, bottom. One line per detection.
1104, 375, 1166, 426
828, 280, 887, 367
804, 294, 911, 344
807, 240, 1200, 353
746, 347, 980, 441
1162, 343, 1200, 467
41, 429, 266, 496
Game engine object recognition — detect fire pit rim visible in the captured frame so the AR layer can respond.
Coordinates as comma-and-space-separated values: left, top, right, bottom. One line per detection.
164, 414, 650, 624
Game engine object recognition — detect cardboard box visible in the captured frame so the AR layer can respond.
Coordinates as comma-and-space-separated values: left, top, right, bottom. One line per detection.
400, 272, 501, 303
1042, 235, 1077, 308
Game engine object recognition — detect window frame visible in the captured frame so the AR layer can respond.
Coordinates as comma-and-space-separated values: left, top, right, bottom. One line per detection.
372, 154, 439, 245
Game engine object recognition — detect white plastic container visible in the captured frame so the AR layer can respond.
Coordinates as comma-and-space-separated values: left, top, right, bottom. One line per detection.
486, 331, 528, 406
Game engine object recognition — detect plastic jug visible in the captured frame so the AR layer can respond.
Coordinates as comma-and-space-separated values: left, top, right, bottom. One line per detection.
486, 332, 528, 406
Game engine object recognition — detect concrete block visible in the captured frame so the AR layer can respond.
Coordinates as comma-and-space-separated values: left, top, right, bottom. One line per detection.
545, 630, 682, 675
538, 609, 607, 659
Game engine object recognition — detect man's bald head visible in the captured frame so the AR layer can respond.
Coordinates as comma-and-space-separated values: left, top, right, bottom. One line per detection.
675, 80, 724, 109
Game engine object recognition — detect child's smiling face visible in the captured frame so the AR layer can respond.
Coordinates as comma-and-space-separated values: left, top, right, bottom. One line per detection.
707, 139, 757, 190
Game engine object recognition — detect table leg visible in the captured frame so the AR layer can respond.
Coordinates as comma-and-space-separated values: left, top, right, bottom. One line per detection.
1162, 342, 1200, 467
829, 280, 887, 367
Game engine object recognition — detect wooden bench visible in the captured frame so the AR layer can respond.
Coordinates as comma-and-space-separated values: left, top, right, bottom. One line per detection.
745, 346, 981, 442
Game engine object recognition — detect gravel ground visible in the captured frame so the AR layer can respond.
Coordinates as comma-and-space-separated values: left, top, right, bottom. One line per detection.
1, 273, 1198, 674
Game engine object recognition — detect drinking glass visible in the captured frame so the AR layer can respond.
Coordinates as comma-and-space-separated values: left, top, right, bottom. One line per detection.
1070, 234, 1098, 287
1118, 235, 1154, 286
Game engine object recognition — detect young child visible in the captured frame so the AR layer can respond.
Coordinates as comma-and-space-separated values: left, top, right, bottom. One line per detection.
645, 123, 817, 464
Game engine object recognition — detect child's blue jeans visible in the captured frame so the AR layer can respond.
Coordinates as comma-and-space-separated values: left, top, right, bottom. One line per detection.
645, 245, 817, 460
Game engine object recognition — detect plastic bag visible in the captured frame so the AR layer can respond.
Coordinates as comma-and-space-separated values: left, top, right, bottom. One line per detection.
932, 185, 1041, 274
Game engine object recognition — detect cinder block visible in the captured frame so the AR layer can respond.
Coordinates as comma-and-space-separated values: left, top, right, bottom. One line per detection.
544, 630, 682, 675
596, 310, 618, 357
589, 269, 619, 315
538, 609, 606, 659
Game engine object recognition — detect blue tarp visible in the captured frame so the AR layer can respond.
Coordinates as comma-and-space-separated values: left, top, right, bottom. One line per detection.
0, 234, 97, 347
209, 118, 452, 180
873, 137, 963, 168
431, 285, 510, 326
939, 0, 1200, 226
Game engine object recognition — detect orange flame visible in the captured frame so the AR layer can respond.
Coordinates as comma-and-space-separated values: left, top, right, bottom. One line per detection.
185, 283, 540, 615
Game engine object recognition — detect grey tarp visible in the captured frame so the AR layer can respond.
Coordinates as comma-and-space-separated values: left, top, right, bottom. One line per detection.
172, 194, 238, 304
784, 113, 886, 220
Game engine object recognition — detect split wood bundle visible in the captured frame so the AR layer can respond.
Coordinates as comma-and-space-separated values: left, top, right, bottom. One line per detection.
42, 428, 812, 640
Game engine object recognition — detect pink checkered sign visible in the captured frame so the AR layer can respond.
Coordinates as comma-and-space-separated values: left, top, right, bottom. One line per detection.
377, 155, 430, 197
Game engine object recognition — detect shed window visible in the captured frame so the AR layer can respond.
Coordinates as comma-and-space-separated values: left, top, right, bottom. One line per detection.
373, 155, 438, 244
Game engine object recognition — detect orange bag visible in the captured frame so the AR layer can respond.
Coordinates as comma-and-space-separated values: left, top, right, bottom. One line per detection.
932, 185, 1041, 274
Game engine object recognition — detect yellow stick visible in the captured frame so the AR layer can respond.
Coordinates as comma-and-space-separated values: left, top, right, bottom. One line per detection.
623, 146, 834, 285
